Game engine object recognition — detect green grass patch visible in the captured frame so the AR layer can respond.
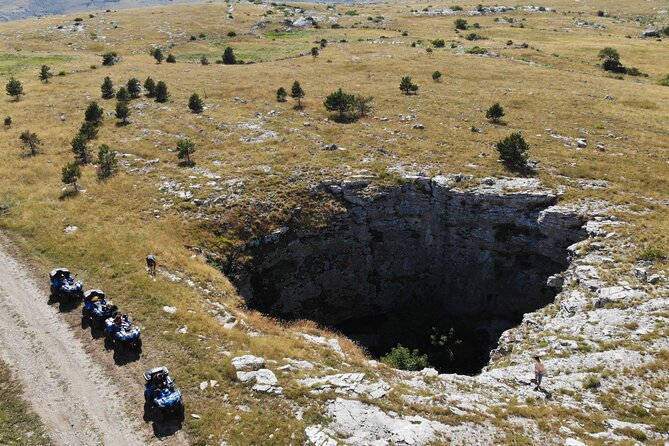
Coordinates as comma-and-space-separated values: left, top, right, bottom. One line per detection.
0, 53, 74, 76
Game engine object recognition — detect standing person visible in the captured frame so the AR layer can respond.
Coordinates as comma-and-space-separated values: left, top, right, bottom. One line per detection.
534, 356, 546, 391
146, 254, 157, 276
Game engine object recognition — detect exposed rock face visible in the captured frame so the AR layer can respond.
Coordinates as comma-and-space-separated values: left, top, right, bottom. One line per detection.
236, 176, 587, 372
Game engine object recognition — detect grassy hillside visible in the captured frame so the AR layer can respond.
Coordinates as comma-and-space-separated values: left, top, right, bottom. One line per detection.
0, 0, 667, 444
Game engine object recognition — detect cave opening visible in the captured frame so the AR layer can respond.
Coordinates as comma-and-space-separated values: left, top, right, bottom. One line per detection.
233, 180, 586, 374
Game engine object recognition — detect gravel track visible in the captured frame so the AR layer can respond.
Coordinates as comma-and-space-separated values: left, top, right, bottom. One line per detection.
0, 234, 148, 446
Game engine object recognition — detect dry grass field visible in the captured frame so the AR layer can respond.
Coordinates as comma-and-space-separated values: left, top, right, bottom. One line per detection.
0, 0, 668, 444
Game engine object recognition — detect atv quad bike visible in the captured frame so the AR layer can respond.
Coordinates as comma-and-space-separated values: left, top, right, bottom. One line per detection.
104, 314, 142, 352
143, 366, 184, 422
82, 290, 118, 329
49, 268, 83, 302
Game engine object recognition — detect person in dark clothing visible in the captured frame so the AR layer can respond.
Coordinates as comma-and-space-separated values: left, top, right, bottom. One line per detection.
146, 254, 157, 276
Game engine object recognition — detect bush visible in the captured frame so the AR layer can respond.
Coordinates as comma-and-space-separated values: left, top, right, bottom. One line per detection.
19, 131, 41, 156
324, 88, 355, 121
227, 31, 237, 37
660, 74, 669, 87
276, 87, 287, 102
155, 81, 169, 103
432, 70, 442, 82
84, 102, 104, 126
101, 52, 118, 66
381, 344, 429, 371
582, 375, 601, 390
454, 18, 468, 30
431, 38, 445, 48
399, 76, 418, 94
496, 131, 530, 171
176, 139, 196, 165
466, 46, 488, 55
486, 102, 505, 123
222, 47, 237, 65
4, 116, 11, 127
61, 163, 81, 192
5, 77, 24, 101
166, 54, 176, 63
638, 246, 665, 262
96, 144, 117, 180
153, 48, 164, 64
465, 33, 484, 41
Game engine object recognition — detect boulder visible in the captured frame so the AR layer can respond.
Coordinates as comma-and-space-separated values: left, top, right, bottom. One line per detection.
231, 355, 266, 372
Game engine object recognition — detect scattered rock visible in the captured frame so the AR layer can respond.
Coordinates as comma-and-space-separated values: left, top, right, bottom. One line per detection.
163, 306, 177, 314
63, 225, 78, 233
231, 355, 266, 372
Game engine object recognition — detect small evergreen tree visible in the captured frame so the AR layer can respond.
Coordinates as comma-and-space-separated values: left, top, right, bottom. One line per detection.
276, 87, 287, 102
4, 116, 11, 128
153, 48, 164, 64
127, 78, 141, 99
432, 70, 442, 82
84, 101, 104, 126
353, 95, 374, 117
176, 138, 196, 165
96, 144, 117, 180
61, 163, 81, 192
496, 131, 530, 171
311, 47, 319, 58
598, 47, 624, 72
485, 102, 505, 123
116, 86, 129, 102
200, 55, 210, 65
166, 54, 176, 63
19, 130, 41, 156
101, 76, 115, 99
71, 133, 91, 164
290, 81, 305, 108
324, 88, 355, 120
155, 81, 169, 103
39, 65, 53, 83
115, 100, 130, 124
188, 93, 204, 113
79, 121, 98, 140
223, 47, 237, 65
399, 76, 418, 94
5, 77, 24, 101
144, 77, 156, 97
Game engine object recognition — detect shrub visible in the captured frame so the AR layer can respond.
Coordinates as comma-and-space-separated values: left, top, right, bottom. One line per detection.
5, 77, 24, 101
155, 81, 169, 103
200, 55, 209, 65
660, 75, 669, 87
188, 93, 204, 113
96, 144, 117, 180
466, 46, 488, 54
597, 10, 606, 17
101, 52, 118, 66
431, 38, 445, 48
381, 344, 429, 371
353, 95, 373, 117
454, 18, 468, 30
176, 139, 196, 165
101, 76, 114, 99
311, 47, 319, 58
227, 31, 237, 37
166, 54, 176, 63
432, 70, 442, 82
19, 131, 41, 156
324, 88, 355, 121
506, 40, 513, 46
399, 76, 418, 94
486, 102, 505, 123
4, 116, 11, 127
496, 131, 530, 171
144, 77, 156, 97
582, 375, 601, 390
79, 121, 98, 140
638, 246, 665, 262
465, 33, 484, 41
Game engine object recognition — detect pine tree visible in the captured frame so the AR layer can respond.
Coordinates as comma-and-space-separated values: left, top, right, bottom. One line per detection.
84, 102, 104, 126
223, 47, 237, 65
496, 131, 530, 171
166, 54, 176, 63
61, 163, 81, 192
127, 78, 141, 99
144, 77, 156, 97
176, 139, 196, 165
115, 100, 130, 124
79, 121, 98, 140
101, 76, 115, 99
485, 103, 505, 123
71, 133, 91, 164
5, 77, 24, 101
290, 81, 305, 108
311, 47, 319, 58
155, 81, 169, 103
96, 144, 117, 180
19, 131, 41, 156
276, 87, 287, 102
188, 93, 204, 113
39, 65, 53, 83
324, 88, 355, 121
116, 86, 129, 102
399, 76, 418, 94
432, 71, 442, 82
153, 48, 164, 64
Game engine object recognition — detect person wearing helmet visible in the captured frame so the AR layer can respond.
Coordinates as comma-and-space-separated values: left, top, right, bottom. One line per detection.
146, 254, 157, 276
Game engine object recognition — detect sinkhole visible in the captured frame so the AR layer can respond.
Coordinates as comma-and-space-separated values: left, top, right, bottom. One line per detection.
233, 178, 587, 374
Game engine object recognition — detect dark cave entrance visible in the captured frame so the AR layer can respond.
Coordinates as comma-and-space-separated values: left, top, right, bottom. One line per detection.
233, 181, 586, 374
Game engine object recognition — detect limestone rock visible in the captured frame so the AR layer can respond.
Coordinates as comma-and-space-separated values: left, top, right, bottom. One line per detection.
231, 355, 266, 372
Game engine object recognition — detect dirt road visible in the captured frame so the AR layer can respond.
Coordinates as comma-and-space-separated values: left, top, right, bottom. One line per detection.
0, 234, 148, 446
